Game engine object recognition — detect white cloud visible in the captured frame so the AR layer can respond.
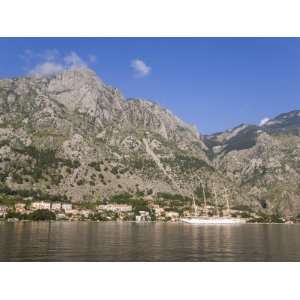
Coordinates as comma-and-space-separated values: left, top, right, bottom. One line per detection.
39, 49, 60, 61
28, 62, 64, 76
64, 51, 87, 69
259, 117, 270, 126
26, 50, 93, 77
131, 59, 151, 78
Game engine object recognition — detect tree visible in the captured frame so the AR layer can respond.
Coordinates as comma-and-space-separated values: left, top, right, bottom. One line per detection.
28, 209, 56, 221
5, 210, 22, 220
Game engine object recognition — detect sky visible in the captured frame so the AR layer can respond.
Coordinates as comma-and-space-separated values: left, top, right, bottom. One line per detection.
0, 37, 300, 134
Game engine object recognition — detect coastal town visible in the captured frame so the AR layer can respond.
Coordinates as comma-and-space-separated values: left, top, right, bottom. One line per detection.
0, 199, 179, 222
0, 192, 295, 223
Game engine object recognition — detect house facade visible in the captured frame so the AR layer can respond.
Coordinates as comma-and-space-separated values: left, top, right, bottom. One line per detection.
31, 201, 51, 210
0, 205, 8, 217
62, 203, 73, 212
97, 204, 132, 213
15, 203, 26, 213
51, 202, 62, 211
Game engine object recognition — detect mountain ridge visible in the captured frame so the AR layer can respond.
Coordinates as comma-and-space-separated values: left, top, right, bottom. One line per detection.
0, 67, 299, 216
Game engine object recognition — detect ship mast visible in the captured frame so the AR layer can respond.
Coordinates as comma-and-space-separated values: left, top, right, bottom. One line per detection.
212, 183, 219, 216
192, 194, 198, 216
200, 181, 207, 216
223, 187, 231, 216
190, 178, 198, 217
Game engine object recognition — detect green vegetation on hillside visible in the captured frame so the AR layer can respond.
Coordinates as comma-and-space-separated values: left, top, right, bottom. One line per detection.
0, 185, 69, 203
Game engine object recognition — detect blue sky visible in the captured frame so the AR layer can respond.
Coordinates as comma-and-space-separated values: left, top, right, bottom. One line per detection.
0, 38, 300, 134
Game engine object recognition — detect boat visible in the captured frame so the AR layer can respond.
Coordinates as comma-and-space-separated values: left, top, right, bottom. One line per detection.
181, 182, 246, 225
181, 216, 246, 224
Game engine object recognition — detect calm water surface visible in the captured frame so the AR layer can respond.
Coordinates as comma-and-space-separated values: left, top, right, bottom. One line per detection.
0, 221, 300, 261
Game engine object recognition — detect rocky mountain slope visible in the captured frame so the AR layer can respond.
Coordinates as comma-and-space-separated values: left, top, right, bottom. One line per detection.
0, 68, 299, 216
204, 110, 300, 216
0, 68, 229, 205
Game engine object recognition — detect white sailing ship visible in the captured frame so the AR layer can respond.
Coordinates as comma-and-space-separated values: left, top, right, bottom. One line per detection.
181, 183, 246, 225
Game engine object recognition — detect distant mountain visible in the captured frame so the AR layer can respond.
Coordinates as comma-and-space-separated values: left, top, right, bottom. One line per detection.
263, 110, 300, 135
204, 124, 259, 155
205, 111, 300, 216
0, 68, 299, 216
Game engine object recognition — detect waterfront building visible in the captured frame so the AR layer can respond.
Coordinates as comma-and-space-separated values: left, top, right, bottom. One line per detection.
31, 201, 51, 210
136, 211, 151, 222
51, 202, 62, 211
15, 203, 26, 213
62, 203, 73, 213
97, 204, 132, 213
80, 210, 91, 218
68, 209, 79, 215
151, 204, 165, 217
135, 215, 142, 222
56, 213, 67, 220
0, 205, 8, 217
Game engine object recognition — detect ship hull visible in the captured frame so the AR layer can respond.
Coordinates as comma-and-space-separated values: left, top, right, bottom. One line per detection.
181, 217, 246, 224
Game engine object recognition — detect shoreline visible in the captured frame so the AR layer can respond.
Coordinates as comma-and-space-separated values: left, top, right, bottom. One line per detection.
0, 219, 297, 225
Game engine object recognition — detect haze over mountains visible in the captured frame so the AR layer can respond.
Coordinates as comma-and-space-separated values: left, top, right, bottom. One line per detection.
0, 68, 299, 216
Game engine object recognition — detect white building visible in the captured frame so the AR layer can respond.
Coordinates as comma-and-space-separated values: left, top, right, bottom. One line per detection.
51, 202, 62, 211
0, 205, 8, 216
135, 215, 143, 222
80, 210, 91, 218
136, 211, 151, 222
97, 204, 132, 213
151, 204, 165, 217
68, 209, 80, 215
139, 211, 150, 217
15, 203, 26, 213
56, 213, 67, 220
31, 201, 51, 210
62, 203, 72, 213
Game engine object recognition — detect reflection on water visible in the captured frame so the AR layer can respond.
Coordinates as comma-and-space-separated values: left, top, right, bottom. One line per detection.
0, 222, 300, 261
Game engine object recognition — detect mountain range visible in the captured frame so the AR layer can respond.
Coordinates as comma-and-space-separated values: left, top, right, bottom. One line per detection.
0, 68, 299, 216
